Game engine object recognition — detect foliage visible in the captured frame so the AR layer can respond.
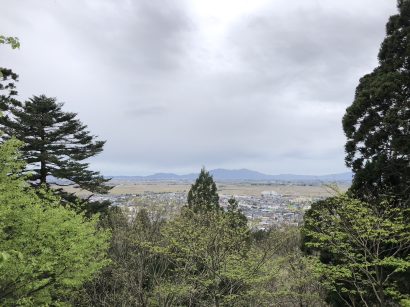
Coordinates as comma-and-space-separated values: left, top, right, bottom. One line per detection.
187, 168, 220, 212
0, 68, 18, 100
158, 207, 251, 306
75, 207, 170, 306
0, 36, 20, 49
243, 227, 327, 307
75, 204, 327, 307
0, 95, 111, 211
335, 2, 410, 304
342, 0, 410, 206
0, 140, 110, 306
303, 194, 410, 306
0, 35, 19, 102
226, 197, 248, 229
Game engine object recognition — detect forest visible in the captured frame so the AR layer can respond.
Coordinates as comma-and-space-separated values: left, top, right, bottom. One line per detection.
0, 1, 409, 306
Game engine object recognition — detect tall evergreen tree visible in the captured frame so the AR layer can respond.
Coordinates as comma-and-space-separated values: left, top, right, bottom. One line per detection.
0, 95, 111, 199
304, 3, 410, 305
0, 68, 18, 98
187, 168, 220, 212
342, 0, 410, 207
0, 36, 19, 104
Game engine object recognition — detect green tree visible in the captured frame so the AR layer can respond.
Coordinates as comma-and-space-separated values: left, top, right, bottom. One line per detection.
76, 208, 170, 307
0, 95, 111, 205
303, 195, 410, 306
158, 207, 251, 306
159, 212, 325, 307
187, 168, 220, 212
0, 35, 19, 100
226, 197, 247, 229
247, 227, 327, 307
342, 0, 410, 206
0, 68, 18, 100
0, 139, 110, 305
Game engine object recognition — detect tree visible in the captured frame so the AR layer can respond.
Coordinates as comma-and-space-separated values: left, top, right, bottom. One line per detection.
0, 139, 110, 305
342, 0, 410, 207
0, 68, 18, 100
226, 197, 248, 229
75, 208, 170, 306
160, 211, 326, 307
187, 168, 220, 212
0, 35, 19, 102
303, 195, 410, 306
0, 95, 111, 202
159, 207, 251, 306
248, 227, 327, 307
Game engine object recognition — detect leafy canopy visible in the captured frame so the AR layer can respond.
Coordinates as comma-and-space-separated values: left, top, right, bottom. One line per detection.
303, 194, 410, 306
0, 139, 110, 306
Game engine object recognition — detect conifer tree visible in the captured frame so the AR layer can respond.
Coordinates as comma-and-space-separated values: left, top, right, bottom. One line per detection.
187, 168, 220, 212
0, 68, 18, 99
0, 36, 19, 104
304, 3, 410, 305
0, 95, 111, 199
342, 0, 410, 207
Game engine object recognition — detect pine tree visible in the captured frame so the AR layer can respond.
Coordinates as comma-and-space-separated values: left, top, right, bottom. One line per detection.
342, 0, 410, 207
0, 68, 18, 98
187, 168, 220, 212
0, 95, 111, 200
0, 36, 19, 106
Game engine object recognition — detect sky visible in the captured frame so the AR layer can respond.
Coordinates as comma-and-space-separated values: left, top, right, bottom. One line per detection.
0, 0, 398, 176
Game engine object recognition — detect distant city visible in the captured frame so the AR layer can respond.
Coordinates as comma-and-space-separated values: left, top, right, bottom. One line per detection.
91, 189, 321, 229
89, 168, 351, 229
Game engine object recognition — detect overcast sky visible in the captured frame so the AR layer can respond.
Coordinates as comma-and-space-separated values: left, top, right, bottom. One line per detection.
1, 0, 398, 175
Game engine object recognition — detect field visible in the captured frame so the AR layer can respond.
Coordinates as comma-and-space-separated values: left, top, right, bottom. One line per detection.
109, 180, 349, 198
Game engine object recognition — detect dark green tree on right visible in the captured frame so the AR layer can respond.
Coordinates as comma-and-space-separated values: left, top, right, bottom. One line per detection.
187, 168, 220, 212
342, 0, 410, 207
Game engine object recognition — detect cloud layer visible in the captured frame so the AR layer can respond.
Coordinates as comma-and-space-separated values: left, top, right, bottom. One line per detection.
0, 0, 397, 175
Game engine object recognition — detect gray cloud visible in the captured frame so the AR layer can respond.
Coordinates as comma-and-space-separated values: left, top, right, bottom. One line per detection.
0, 0, 398, 175
125, 105, 168, 118
228, 2, 393, 104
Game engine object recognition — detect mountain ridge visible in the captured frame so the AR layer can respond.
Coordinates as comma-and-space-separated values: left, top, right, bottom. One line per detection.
110, 168, 352, 183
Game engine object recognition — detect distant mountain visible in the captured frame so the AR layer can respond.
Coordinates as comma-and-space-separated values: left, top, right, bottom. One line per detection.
267, 172, 352, 182
209, 168, 272, 181
110, 169, 352, 183
145, 172, 195, 180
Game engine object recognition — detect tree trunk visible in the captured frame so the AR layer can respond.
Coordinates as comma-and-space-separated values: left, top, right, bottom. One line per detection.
40, 129, 47, 185
214, 295, 219, 307
40, 156, 47, 185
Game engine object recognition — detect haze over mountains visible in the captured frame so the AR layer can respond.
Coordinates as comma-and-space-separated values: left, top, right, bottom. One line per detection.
112, 169, 352, 183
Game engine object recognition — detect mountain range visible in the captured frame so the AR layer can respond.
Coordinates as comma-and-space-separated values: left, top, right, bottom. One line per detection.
111, 168, 352, 183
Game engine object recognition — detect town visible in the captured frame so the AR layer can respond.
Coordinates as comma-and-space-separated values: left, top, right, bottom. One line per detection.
91, 188, 323, 229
